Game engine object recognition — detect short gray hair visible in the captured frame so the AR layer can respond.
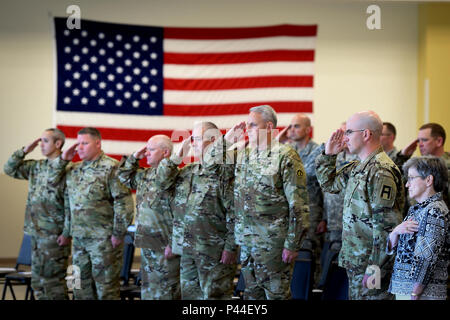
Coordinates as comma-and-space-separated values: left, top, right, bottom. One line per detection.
403, 156, 448, 193
249, 105, 277, 127
150, 135, 173, 153
194, 121, 221, 140
45, 128, 66, 148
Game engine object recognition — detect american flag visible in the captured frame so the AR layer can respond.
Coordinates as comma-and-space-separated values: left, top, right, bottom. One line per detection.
53, 18, 317, 161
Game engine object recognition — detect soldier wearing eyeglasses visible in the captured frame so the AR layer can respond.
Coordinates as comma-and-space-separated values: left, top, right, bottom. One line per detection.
315, 111, 405, 300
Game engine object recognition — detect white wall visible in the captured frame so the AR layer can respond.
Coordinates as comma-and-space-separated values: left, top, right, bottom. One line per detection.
0, 0, 418, 257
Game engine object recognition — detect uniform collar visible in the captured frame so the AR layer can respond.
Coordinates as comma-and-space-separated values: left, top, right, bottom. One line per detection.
354, 146, 383, 172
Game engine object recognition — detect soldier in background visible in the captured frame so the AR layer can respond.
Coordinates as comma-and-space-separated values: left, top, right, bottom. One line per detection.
381, 122, 416, 169
277, 114, 324, 285
4, 128, 71, 300
171, 122, 237, 300
226, 105, 309, 300
315, 111, 404, 300
117, 135, 185, 300
50, 127, 134, 300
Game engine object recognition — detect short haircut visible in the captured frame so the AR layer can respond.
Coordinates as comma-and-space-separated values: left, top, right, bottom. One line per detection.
419, 123, 446, 144
194, 121, 220, 140
403, 156, 449, 193
249, 105, 278, 127
383, 122, 396, 137
45, 128, 66, 148
150, 135, 173, 153
78, 127, 102, 140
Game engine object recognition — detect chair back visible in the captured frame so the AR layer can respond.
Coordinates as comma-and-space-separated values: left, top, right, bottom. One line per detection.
16, 234, 32, 268
120, 233, 135, 284
291, 249, 314, 300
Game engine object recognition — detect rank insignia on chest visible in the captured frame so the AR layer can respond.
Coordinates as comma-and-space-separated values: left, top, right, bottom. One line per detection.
297, 169, 303, 177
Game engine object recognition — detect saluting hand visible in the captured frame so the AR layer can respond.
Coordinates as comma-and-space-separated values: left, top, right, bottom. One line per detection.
275, 125, 290, 144
401, 138, 419, 157
224, 121, 246, 144
23, 138, 41, 154
177, 136, 192, 159
62, 142, 79, 161
133, 145, 147, 160
325, 129, 345, 155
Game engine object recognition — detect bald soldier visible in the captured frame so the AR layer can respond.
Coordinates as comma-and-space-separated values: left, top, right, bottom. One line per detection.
277, 114, 324, 285
50, 127, 134, 300
227, 105, 309, 300
315, 111, 404, 300
4, 129, 70, 299
171, 122, 237, 300
117, 135, 187, 299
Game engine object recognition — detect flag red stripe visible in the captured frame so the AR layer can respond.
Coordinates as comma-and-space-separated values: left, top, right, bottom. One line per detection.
164, 76, 313, 91
57, 125, 178, 141
163, 101, 312, 116
164, 50, 315, 64
165, 24, 318, 39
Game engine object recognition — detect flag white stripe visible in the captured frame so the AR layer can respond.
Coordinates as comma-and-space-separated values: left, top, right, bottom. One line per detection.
164, 88, 314, 105
56, 111, 313, 131
164, 62, 314, 79
164, 36, 316, 53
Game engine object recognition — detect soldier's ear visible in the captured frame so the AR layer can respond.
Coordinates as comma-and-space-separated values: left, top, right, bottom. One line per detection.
55, 139, 63, 149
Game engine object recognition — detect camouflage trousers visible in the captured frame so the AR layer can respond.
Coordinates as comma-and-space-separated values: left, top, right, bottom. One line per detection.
240, 245, 294, 300
180, 249, 236, 300
327, 230, 342, 251
140, 248, 181, 300
72, 237, 123, 300
31, 235, 70, 300
346, 268, 394, 300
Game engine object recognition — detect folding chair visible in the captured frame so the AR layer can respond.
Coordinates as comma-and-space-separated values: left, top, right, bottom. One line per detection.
291, 249, 314, 300
1, 234, 34, 300
319, 243, 348, 300
120, 233, 141, 300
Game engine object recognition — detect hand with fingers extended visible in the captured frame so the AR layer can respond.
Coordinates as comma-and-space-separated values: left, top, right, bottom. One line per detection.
401, 138, 419, 157
133, 145, 147, 160
275, 125, 291, 144
61, 142, 79, 161
177, 135, 192, 159
224, 121, 246, 145
23, 138, 41, 154
325, 128, 346, 155
282, 248, 298, 264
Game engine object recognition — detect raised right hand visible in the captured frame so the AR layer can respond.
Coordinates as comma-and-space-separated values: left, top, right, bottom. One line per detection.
275, 125, 290, 143
23, 138, 41, 154
224, 121, 246, 144
133, 145, 147, 160
325, 129, 345, 155
62, 142, 79, 161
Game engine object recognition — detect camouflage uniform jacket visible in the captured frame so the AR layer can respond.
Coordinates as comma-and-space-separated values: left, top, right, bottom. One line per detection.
4, 148, 69, 238
290, 140, 323, 226
171, 139, 236, 256
315, 146, 404, 272
234, 141, 310, 252
51, 152, 134, 239
385, 147, 411, 172
117, 155, 178, 251
322, 148, 358, 231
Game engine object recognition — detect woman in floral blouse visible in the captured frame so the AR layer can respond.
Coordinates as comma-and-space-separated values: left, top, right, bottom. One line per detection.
387, 156, 449, 300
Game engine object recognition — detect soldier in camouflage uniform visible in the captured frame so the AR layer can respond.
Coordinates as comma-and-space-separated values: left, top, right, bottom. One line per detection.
117, 135, 183, 300
3, 128, 70, 300
381, 122, 414, 169
50, 127, 134, 300
315, 111, 404, 300
227, 105, 309, 300
277, 114, 324, 285
172, 122, 237, 300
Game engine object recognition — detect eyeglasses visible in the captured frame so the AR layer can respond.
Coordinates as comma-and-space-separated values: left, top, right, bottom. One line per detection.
344, 129, 366, 136
407, 175, 423, 183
